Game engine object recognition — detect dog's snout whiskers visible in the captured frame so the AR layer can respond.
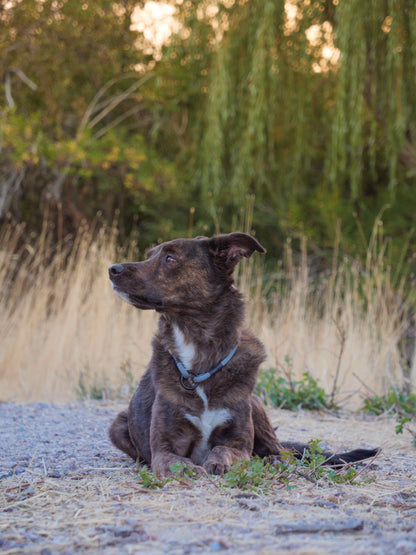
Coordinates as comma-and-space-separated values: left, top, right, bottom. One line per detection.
109, 264, 125, 277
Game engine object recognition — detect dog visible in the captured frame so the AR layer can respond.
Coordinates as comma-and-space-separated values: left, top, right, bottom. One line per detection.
108, 232, 378, 476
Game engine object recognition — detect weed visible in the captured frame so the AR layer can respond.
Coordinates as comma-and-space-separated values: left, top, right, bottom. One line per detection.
137, 462, 202, 490
296, 440, 361, 484
168, 462, 198, 479
363, 387, 416, 446
325, 467, 359, 484
221, 440, 366, 493
362, 387, 416, 416
136, 442, 371, 493
255, 367, 334, 411
222, 457, 296, 493
137, 468, 170, 489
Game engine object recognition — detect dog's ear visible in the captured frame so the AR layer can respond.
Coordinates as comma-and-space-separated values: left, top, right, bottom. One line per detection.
208, 232, 266, 271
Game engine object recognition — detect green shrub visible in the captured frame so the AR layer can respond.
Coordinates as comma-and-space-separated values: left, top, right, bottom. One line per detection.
362, 388, 416, 416
362, 387, 416, 447
255, 367, 334, 411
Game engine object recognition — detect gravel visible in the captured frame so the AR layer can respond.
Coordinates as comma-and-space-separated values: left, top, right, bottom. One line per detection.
1, 401, 415, 554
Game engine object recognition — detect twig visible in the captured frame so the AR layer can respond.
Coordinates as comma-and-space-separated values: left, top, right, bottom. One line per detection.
295, 470, 318, 485
274, 519, 364, 535
4, 480, 44, 493
348, 449, 381, 483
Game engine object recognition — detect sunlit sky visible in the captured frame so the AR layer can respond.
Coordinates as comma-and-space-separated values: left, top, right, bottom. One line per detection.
131, 2, 179, 48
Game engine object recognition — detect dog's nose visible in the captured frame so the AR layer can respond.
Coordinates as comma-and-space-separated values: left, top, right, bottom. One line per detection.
108, 264, 125, 277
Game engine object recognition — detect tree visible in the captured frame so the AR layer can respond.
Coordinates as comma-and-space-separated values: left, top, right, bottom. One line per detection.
0, 0, 189, 243
157, 0, 416, 257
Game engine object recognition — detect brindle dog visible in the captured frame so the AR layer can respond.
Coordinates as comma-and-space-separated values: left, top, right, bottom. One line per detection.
108, 233, 378, 476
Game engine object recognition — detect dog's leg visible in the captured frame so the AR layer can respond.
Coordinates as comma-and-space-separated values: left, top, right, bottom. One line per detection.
202, 400, 255, 475
109, 410, 139, 460
150, 397, 206, 477
251, 394, 284, 457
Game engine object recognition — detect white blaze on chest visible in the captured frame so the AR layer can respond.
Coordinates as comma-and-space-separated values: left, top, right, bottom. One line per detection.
184, 388, 232, 465
172, 325, 196, 371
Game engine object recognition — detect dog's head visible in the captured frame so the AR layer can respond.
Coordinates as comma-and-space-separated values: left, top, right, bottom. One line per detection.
108, 232, 265, 313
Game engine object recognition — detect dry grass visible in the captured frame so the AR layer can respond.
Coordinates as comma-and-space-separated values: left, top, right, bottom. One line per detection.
0, 219, 413, 406
0, 222, 156, 402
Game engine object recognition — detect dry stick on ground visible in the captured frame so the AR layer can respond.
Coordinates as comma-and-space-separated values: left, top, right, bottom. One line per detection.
274, 519, 364, 535
348, 449, 382, 483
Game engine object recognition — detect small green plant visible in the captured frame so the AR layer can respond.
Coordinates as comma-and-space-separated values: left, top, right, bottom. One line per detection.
137, 468, 170, 489
222, 457, 296, 493
169, 461, 200, 481
325, 467, 358, 484
362, 387, 416, 446
137, 462, 201, 489
255, 367, 334, 411
362, 387, 416, 415
292, 440, 367, 485
220, 443, 367, 492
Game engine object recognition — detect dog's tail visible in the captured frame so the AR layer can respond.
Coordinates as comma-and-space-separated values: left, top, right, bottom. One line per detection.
280, 442, 380, 466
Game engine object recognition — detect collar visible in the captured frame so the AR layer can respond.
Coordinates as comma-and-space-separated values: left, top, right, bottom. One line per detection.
171, 344, 238, 390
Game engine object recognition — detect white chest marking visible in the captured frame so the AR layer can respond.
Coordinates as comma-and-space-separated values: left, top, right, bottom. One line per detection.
185, 388, 232, 465
172, 325, 196, 371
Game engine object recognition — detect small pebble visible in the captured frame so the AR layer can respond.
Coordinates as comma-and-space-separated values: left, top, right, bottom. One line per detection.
209, 540, 228, 551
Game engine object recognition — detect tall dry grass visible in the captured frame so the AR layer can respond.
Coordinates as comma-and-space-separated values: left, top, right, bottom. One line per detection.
0, 219, 414, 406
0, 221, 156, 402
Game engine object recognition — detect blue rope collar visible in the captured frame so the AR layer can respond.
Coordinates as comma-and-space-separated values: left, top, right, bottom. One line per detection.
171, 344, 238, 391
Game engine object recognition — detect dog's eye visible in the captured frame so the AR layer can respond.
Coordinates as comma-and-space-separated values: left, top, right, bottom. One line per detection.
165, 254, 176, 264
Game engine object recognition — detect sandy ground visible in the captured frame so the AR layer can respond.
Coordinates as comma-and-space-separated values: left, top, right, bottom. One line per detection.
1, 401, 415, 554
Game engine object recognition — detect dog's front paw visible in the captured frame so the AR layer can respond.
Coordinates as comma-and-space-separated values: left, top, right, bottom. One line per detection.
203, 459, 230, 476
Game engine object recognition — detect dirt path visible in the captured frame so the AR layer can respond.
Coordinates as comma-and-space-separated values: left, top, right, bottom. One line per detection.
1, 401, 415, 554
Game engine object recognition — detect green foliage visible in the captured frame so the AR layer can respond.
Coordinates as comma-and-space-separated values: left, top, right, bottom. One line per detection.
362, 387, 416, 447
0, 0, 190, 245
1, 0, 415, 280
168, 461, 200, 480
362, 388, 416, 416
299, 440, 357, 484
188, 0, 416, 257
137, 462, 200, 490
324, 467, 359, 484
1, 0, 139, 125
222, 457, 295, 494
137, 468, 170, 490
255, 366, 334, 411
136, 445, 370, 492
221, 443, 365, 493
